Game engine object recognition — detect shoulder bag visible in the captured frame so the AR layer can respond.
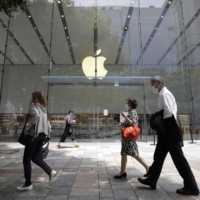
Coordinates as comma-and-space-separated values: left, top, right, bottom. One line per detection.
120, 125, 142, 140
40, 142, 49, 159
18, 114, 35, 146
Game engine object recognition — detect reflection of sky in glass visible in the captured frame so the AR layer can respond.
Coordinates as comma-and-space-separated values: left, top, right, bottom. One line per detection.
46, 0, 166, 8
73, 0, 166, 8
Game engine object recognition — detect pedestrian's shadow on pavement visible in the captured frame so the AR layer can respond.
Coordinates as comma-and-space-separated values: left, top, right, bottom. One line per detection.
59, 146, 73, 148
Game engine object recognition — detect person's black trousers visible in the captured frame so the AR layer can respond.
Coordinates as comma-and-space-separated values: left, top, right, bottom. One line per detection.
59, 124, 75, 142
23, 133, 52, 186
149, 136, 198, 190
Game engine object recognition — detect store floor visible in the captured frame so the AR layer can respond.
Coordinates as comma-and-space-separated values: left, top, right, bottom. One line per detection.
0, 141, 200, 200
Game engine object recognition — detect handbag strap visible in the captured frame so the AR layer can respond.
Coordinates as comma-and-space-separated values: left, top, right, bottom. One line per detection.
22, 113, 30, 134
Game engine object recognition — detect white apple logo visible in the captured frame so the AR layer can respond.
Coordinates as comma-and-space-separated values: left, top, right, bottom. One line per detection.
82, 49, 108, 80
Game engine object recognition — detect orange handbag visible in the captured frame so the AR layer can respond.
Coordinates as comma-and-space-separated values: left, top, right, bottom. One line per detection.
120, 125, 142, 140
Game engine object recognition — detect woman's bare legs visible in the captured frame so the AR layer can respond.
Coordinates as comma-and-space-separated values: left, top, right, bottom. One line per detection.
133, 156, 149, 172
118, 154, 127, 176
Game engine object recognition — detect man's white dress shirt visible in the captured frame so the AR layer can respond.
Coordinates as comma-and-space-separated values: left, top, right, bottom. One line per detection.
158, 87, 177, 119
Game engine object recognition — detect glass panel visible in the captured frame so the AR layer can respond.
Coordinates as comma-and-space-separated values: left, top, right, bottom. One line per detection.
181, 0, 200, 140
0, 1, 52, 140
49, 0, 142, 140
0, 0, 199, 142
141, 0, 194, 141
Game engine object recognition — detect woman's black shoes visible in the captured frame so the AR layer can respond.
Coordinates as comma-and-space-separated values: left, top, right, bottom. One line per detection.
144, 166, 152, 177
114, 172, 127, 179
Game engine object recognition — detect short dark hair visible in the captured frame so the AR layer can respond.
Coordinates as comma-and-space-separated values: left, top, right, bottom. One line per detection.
127, 98, 138, 109
69, 109, 74, 114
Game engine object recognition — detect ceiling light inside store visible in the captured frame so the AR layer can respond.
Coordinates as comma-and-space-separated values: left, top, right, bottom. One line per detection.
28, 15, 31, 18
62, 15, 64, 17
114, 82, 119, 86
155, 27, 157, 29
58, 0, 61, 3
128, 15, 130, 18
5, 27, 7, 30
35, 27, 37, 29
161, 15, 164, 18
65, 27, 67, 29
169, 1, 171, 4
132, 1, 134, 3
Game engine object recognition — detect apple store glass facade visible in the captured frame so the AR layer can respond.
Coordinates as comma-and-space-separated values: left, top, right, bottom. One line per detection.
0, 0, 200, 142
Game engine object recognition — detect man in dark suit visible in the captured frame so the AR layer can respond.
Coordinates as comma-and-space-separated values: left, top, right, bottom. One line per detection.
138, 76, 199, 196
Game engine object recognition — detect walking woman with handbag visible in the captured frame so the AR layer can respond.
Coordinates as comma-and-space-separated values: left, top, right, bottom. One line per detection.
17, 91, 57, 191
56, 110, 79, 148
114, 98, 150, 179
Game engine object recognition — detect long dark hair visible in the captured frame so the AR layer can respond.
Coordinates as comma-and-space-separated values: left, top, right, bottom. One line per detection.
30, 91, 50, 119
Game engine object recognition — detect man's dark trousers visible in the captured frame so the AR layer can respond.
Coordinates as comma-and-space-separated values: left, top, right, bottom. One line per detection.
149, 117, 198, 190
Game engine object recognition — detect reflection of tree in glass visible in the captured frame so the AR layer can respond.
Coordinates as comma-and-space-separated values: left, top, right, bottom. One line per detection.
4, 0, 132, 114
144, 68, 200, 116
51, 0, 130, 73
0, 0, 28, 16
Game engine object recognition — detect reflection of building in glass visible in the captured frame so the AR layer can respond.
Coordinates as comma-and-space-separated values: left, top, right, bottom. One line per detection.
0, 0, 200, 141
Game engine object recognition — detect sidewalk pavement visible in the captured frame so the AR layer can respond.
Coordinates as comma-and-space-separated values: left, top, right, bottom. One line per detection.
0, 140, 200, 200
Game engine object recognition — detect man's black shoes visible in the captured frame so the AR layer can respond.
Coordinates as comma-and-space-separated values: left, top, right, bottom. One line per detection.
138, 178, 156, 190
176, 187, 199, 195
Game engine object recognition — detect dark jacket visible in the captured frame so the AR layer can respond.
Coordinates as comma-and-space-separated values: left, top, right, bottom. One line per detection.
158, 115, 183, 146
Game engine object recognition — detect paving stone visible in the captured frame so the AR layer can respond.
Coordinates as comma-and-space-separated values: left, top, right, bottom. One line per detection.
69, 188, 99, 196
99, 183, 111, 189
44, 195, 68, 200
0, 187, 20, 200
73, 181, 98, 188
53, 179, 74, 187
159, 183, 183, 194
100, 188, 113, 198
48, 187, 71, 195
67, 196, 99, 200
134, 188, 174, 200
16, 183, 50, 197
1, 142, 200, 200
111, 183, 132, 189
169, 193, 200, 200
100, 198, 114, 200
14, 198, 44, 200
113, 189, 137, 199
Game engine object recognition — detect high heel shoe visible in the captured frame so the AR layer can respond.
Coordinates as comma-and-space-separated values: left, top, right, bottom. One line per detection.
144, 166, 152, 177
114, 172, 127, 179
